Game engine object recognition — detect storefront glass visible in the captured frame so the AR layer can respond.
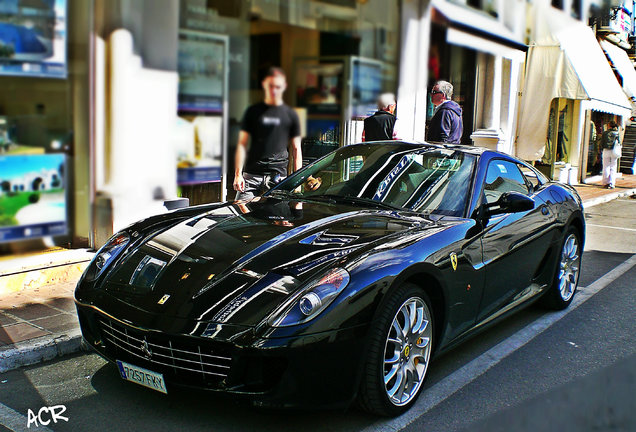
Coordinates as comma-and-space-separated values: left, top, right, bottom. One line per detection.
427, 24, 476, 145
585, 110, 621, 178
176, 0, 401, 203
0, 0, 83, 248
537, 98, 575, 179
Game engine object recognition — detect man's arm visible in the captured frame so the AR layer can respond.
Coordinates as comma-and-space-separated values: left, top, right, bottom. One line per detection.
233, 130, 249, 192
290, 135, 302, 173
439, 111, 453, 142
392, 118, 401, 140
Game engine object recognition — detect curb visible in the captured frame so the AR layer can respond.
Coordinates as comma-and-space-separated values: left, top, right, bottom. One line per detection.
0, 329, 82, 373
582, 188, 636, 209
0, 249, 93, 296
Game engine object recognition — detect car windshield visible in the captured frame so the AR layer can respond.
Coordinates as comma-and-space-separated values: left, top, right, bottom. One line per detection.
269, 143, 477, 217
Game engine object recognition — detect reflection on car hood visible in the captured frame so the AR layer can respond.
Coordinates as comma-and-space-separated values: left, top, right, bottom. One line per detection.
103, 197, 448, 326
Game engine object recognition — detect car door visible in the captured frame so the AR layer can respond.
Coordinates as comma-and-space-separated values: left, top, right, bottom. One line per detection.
476, 159, 555, 322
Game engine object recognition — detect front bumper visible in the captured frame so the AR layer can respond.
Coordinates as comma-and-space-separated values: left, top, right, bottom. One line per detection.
76, 301, 368, 409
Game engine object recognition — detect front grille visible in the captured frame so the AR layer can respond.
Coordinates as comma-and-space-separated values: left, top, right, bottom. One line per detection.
99, 318, 232, 387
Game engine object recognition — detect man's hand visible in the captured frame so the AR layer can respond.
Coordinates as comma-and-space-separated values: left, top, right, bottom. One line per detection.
234, 131, 249, 193
233, 174, 245, 192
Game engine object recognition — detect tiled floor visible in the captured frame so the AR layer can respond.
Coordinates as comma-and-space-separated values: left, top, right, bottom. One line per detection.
0, 280, 78, 347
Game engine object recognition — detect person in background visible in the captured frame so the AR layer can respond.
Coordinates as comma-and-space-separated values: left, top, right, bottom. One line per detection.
233, 67, 302, 200
427, 80, 463, 144
362, 93, 401, 141
600, 121, 621, 189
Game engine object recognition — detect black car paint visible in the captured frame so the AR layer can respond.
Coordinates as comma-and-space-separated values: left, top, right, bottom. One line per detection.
75, 144, 585, 409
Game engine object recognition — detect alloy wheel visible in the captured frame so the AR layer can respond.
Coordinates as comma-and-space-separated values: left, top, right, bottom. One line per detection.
558, 233, 580, 302
383, 296, 432, 407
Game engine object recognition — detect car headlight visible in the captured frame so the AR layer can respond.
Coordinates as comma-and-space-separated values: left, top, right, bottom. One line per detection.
84, 232, 131, 282
269, 268, 350, 327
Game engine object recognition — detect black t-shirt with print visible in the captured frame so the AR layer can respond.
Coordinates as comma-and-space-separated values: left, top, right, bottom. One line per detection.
240, 102, 301, 176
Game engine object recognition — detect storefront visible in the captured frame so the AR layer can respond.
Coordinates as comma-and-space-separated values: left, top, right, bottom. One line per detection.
425, 0, 526, 151
89, 0, 402, 247
516, 4, 632, 182
0, 0, 91, 251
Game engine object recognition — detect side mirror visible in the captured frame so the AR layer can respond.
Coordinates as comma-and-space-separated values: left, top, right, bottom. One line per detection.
485, 191, 534, 216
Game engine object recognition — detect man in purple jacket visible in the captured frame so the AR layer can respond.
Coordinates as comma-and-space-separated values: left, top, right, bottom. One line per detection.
427, 80, 463, 144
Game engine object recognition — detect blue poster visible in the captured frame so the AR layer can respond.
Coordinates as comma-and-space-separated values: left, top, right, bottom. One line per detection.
0, 154, 67, 242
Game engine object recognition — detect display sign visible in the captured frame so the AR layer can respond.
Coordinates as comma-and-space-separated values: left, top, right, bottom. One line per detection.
178, 30, 226, 113
177, 166, 222, 185
610, 7, 631, 45
0, 0, 67, 79
0, 154, 67, 242
351, 59, 382, 118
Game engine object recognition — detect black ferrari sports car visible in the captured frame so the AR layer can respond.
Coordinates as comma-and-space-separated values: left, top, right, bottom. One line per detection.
75, 142, 584, 416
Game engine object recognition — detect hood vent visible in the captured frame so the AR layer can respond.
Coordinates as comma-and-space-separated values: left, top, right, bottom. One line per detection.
299, 230, 359, 246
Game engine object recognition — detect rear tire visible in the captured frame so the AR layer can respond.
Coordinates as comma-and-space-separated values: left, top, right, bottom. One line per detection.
357, 283, 434, 416
542, 227, 581, 310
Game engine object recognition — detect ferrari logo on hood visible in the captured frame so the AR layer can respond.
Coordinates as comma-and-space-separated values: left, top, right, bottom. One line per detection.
450, 253, 458, 271
158, 294, 170, 305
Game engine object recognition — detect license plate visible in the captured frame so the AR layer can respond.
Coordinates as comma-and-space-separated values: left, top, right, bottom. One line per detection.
116, 360, 167, 394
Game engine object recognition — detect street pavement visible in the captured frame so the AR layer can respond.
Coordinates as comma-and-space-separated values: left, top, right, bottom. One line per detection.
0, 175, 634, 431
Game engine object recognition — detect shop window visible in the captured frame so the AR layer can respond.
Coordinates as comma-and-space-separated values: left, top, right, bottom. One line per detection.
538, 98, 575, 179
571, 0, 582, 20
179, 0, 400, 200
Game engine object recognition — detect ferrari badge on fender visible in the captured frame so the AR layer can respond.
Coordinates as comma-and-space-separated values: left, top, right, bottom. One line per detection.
450, 252, 458, 271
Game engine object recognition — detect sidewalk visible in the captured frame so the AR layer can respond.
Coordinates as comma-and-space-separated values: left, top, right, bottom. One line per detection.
0, 249, 93, 372
1, 175, 635, 373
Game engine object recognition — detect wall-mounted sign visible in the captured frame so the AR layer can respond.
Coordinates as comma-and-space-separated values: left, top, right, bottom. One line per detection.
610, 7, 632, 45
178, 30, 226, 114
351, 59, 382, 118
0, 154, 67, 243
0, 0, 67, 79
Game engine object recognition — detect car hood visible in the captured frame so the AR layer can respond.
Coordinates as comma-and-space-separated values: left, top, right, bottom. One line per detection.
102, 197, 446, 326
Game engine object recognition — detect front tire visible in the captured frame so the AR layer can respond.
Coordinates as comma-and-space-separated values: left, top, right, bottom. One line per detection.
358, 284, 434, 416
542, 227, 581, 310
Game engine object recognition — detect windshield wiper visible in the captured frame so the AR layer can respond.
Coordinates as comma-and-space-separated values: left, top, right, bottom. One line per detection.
267, 189, 295, 198
314, 194, 403, 211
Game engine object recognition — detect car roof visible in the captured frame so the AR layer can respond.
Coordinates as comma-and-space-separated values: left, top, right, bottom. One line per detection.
350, 140, 490, 156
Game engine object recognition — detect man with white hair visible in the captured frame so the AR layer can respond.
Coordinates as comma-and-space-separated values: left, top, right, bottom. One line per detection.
428, 80, 463, 144
362, 92, 401, 141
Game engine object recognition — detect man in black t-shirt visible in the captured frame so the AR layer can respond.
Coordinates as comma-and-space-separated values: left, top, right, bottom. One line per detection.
233, 67, 302, 200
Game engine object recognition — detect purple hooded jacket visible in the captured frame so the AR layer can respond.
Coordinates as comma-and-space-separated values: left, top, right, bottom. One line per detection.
427, 100, 463, 144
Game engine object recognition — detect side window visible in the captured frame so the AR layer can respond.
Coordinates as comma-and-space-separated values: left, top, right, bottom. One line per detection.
518, 164, 542, 192
483, 160, 530, 204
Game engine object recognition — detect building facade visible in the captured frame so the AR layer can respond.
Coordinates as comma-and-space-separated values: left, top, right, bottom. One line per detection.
1, 0, 634, 253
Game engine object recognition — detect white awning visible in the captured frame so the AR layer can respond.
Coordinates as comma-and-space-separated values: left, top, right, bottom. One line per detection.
431, 0, 526, 51
600, 40, 636, 102
446, 28, 525, 61
516, 6, 632, 160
